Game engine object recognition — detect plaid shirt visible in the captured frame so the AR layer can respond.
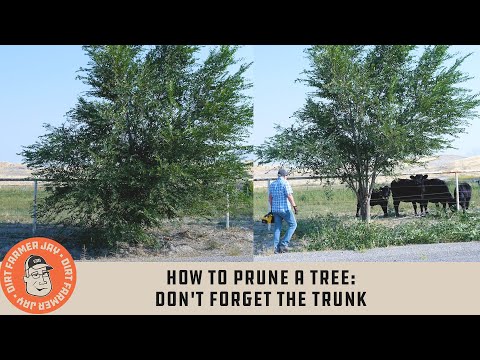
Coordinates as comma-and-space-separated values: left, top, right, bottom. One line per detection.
269, 177, 293, 212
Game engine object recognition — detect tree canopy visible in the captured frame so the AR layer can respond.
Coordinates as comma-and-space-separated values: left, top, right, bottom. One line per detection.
22, 45, 253, 243
257, 45, 479, 220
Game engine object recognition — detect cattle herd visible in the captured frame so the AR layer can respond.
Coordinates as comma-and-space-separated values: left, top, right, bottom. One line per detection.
356, 175, 473, 217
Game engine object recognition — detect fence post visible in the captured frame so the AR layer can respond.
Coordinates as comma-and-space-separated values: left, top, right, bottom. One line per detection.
226, 193, 230, 229
267, 179, 271, 231
365, 182, 371, 223
455, 172, 460, 212
33, 180, 38, 235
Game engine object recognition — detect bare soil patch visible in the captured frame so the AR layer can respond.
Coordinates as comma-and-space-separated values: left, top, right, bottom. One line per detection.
0, 217, 253, 262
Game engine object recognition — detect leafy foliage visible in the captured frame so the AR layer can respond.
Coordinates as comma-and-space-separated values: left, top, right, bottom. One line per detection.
301, 213, 480, 251
22, 45, 253, 244
257, 45, 480, 220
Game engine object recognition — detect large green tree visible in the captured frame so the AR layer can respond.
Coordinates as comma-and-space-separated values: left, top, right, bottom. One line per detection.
22, 45, 252, 243
257, 45, 479, 221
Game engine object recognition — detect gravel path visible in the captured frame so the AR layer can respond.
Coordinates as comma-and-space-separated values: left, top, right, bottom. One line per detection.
254, 241, 480, 262
80, 255, 254, 262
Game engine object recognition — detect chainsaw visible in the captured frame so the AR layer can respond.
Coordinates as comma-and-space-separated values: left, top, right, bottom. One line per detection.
261, 212, 274, 224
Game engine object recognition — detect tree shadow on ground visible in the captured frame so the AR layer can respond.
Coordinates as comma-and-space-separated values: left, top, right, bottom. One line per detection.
1, 219, 254, 262
0, 223, 89, 261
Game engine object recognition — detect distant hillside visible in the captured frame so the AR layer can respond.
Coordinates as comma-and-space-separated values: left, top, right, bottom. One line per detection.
4, 154, 480, 184
398, 155, 467, 173
253, 155, 480, 187
0, 162, 31, 179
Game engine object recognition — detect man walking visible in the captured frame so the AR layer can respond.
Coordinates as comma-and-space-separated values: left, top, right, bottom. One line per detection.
269, 168, 298, 254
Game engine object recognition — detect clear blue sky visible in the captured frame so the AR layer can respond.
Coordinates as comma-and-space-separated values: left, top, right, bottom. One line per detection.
1, 45, 479, 163
0, 45, 254, 163
0, 46, 88, 163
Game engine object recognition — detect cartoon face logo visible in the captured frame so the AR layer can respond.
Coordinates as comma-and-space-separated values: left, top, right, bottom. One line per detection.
1, 237, 77, 314
23, 255, 54, 297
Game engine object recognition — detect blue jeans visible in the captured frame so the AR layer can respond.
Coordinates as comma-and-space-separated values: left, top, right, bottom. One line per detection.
273, 210, 297, 249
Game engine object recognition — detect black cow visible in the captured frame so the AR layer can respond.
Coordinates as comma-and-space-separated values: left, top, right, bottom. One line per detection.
390, 174, 427, 217
453, 182, 472, 213
421, 177, 455, 214
356, 186, 391, 218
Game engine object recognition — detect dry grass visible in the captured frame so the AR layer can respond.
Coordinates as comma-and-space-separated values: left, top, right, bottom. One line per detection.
0, 163, 254, 261
0, 162, 32, 185
253, 155, 480, 187
0, 217, 253, 262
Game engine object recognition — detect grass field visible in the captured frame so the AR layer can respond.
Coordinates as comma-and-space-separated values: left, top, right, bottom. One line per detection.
0, 184, 253, 261
3, 179, 480, 254
0, 185, 47, 223
254, 178, 480, 253
254, 179, 479, 218
0, 185, 251, 224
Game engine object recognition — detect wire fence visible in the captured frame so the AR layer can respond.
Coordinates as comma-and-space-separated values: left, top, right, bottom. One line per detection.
0, 178, 243, 235
0, 178, 41, 235
253, 170, 480, 219
2, 170, 478, 234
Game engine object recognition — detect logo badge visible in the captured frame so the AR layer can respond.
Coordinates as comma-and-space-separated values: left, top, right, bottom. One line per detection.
1, 237, 77, 314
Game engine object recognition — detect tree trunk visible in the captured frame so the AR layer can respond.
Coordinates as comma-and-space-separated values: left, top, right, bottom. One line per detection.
365, 192, 371, 223
358, 183, 371, 222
